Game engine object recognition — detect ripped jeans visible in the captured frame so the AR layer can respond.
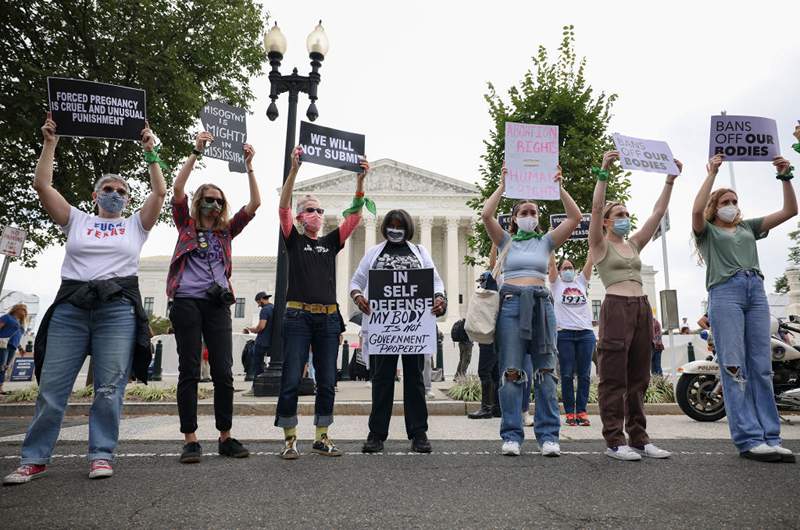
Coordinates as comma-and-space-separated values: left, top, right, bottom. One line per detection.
708, 270, 782, 452
496, 288, 560, 445
21, 299, 135, 464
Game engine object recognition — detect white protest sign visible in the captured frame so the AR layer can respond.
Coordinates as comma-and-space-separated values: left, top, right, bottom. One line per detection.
0, 226, 27, 257
613, 133, 679, 175
709, 115, 780, 161
504, 122, 559, 200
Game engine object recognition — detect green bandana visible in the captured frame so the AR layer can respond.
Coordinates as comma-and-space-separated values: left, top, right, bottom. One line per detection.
512, 230, 542, 242
143, 145, 168, 171
591, 166, 609, 181
792, 143, 800, 155
342, 195, 377, 217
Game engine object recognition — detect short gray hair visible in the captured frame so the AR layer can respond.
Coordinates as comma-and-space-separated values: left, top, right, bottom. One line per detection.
94, 174, 129, 193
296, 194, 320, 214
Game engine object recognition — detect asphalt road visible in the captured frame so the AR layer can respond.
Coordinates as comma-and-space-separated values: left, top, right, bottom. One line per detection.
1, 439, 798, 529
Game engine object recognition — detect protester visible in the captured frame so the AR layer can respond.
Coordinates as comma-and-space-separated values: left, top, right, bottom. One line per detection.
692, 151, 797, 463
548, 254, 595, 427
351, 209, 446, 453
245, 291, 273, 381
651, 318, 664, 376
275, 146, 369, 459
3, 116, 165, 485
679, 317, 690, 335
451, 319, 473, 379
481, 163, 581, 457
168, 130, 260, 464
0, 304, 28, 394
589, 150, 681, 461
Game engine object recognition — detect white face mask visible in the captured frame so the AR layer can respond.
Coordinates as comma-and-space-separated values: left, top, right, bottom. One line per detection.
717, 204, 739, 223
516, 216, 539, 233
386, 228, 406, 243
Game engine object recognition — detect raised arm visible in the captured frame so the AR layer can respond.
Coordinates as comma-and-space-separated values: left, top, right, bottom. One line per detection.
760, 156, 798, 232
588, 151, 617, 261
338, 159, 369, 245
693, 155, 722, 235
32, 113, 70, 226
548, 253, 558, 284
138, 123, 167, 231
549, 167, 582, 248
481, 164, 508, 247
173, 131, 213, 203
278, 146, 303, 238
243, 143, 261, 217
630, 159, 681, 250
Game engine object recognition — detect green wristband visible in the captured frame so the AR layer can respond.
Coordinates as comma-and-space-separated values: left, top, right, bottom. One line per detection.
591, 166, 609, 182
792, 143, 800, 155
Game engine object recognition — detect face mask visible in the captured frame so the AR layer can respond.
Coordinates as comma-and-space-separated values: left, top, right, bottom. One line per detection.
386, 228, 406, 243
516, 216, 539, 233
200, 202, 223, 217
561, 270, 575, 282
299, 212, 323, 233
96, 191, 126, 215
612, 218, 631, 237
717, 205, 739, 223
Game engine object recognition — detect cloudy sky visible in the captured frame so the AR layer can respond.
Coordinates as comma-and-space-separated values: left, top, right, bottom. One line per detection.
7, 0, 800, 326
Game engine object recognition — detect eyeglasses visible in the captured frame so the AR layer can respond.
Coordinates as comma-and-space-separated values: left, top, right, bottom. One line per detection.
203, 197, 225, 206
304, 207, 325, 214
102, 186, 127, 196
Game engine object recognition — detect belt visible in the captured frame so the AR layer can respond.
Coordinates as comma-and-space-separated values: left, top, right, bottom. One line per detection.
286, 301, 338, 314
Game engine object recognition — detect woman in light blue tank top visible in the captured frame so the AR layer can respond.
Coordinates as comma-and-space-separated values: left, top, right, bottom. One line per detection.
480, 162, 582, 457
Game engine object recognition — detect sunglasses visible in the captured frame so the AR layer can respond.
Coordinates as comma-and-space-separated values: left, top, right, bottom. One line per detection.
102, 186, 127, 197
203, 197, 225, 206
304, 207, 325, 215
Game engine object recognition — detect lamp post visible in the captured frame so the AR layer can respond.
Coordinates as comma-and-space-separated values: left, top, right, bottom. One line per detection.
254, 21, 330, 396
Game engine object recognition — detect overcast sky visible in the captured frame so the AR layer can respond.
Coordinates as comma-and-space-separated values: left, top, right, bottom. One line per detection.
7, 0, 800, 327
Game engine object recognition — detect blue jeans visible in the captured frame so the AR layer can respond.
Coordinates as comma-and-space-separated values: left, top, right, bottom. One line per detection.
21, 299, 135, 464
651, 348, 663, 376
496, 289, 560, 445
708, 271, 782, 452
275, 309, 341, 428
557, 329, 596, 415
0, 345, 15, 384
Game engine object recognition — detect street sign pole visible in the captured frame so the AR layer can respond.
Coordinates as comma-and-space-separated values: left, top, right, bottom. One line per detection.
0, 255, 10, 294
659, 214, 676, 374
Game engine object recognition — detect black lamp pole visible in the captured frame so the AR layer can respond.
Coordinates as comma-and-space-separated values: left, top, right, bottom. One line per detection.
253, 45, 324, 396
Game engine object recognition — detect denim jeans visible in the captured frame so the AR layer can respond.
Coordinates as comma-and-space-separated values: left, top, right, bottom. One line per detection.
651, 349, 663, 376
275, 309, 341, 428
252, 343, 270, 378
708, 271, 782, 452
21, 299, 135, 464
496, 287, 560, 445
557, 329, 596, 415
0, 345, 15, 384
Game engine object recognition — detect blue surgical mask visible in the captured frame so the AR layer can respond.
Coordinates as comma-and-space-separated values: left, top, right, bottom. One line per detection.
612, 218, 631, 237
97, 191, 126, 215
561, 270, 575, 282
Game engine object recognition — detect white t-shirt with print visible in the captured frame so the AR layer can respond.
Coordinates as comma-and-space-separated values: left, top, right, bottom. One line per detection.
552, 274, 593, 331
60, 206, 149, 281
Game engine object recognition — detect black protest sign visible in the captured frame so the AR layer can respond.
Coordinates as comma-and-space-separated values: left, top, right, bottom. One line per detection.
200, 100, 248, 173
709, 115, 780, 161
550, 213, 591, 240
498, 213, 512, 232
47, 77, 146, 140
366, 268, 436, 355
299, 121, 365, 172
10, 358, 34, 382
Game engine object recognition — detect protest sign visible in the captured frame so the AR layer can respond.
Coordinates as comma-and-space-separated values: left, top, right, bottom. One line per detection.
10, 358, 34, 382
299, 122, 365, 172
364, 269, 436, 355
47, 77, 146, 140
0, 226, 26, 257
549, 213, 592, 240
613, 133, 679, 175
709, 115, 779, 161
498, 213, 512, 232
200, 100, 248, 173
504, 122, 559, 200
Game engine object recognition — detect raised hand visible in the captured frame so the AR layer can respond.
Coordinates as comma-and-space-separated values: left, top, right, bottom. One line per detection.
773, 156, 792, 176
706, 154, 723, 177
243, 143, 255, 165
141, 120, 155, 152
42, 112, 58, 144
195, 131, 214, 151
601, 150, 619, 171
667, 159, 683, 183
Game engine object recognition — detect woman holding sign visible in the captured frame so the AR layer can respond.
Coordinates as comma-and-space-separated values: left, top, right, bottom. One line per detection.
4, 115, 166, 485
481, 164, 581, 457
691, 153, 796, 463
274, 146, 369, 460
589, 150, 681, 461
168, 131, 261, 464
350, 209, 447, 454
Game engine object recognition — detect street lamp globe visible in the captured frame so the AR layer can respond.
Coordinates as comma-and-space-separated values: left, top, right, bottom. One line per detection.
264, 22, 288, 55
306, 20, 329, 57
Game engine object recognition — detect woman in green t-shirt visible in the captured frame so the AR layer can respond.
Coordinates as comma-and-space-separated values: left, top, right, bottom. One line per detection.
692, 151, 797, 463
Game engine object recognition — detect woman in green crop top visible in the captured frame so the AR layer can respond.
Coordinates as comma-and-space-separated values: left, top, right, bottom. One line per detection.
588, 150, 682, 462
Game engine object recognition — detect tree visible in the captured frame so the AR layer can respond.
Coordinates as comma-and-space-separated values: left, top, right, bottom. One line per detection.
466, 26, 632, 268
148, 315, 172, 336
774, 222, 800, 293
0, 0, 266, 265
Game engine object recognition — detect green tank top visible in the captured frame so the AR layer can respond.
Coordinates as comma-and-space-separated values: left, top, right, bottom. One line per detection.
595, 239, 643, 288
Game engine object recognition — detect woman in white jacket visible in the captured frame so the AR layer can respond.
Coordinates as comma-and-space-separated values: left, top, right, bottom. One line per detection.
350, 209, 446, 453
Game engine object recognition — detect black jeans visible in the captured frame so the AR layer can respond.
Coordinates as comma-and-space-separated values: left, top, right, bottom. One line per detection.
368, 354, 428, 440
171, 297, 234, 434
477, 342, 499, 385
252, 343, 270, 377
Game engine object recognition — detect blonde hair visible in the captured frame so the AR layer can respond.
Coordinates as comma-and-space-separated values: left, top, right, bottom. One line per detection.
694, 188, 740, 265
601, 201, 626, 236
8, 304, 27, 326
296, 194, 321, 214
190, 184, 231, 230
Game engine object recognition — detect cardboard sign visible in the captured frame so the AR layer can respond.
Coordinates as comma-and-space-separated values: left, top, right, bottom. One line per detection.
709, 115, 780, 161
550, 213, 592, 241
503, 122, 559, 200
364, 269, 436, 355
613, 133, 679, 175
200, 100, 248, 173
10, 358, 34, 382
47, 77, 146, 140
299, 122, 365, 172
0, 226, 26, 257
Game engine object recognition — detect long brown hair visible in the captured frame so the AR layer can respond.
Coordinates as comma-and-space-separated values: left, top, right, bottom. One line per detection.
694, 188, 740, 265
190, 184, 231, 230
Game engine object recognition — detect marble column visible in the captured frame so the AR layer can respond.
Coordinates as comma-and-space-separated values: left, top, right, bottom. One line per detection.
419, 216, 433, 252
446, 218, 460, 312
364, 216, 377, 249
786, 266, 800, 317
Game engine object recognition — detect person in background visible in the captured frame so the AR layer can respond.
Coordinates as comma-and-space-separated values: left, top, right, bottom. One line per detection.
0, 304, 28, 394
451, 319, 473, 380
245, 292, 273, 384
651, 318, 664, 376
200, 342, 211, 383
679, 317, 690, 335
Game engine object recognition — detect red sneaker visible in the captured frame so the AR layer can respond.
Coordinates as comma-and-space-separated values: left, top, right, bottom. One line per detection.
576, 412, 591, 427
3, 464, 47, 485
565, 413, 577, 426
89, 459, 113, 479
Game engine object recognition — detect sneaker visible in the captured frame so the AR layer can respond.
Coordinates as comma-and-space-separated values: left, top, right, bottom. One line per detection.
576, 412, 591, 427
540, 441, 561, 457
411, 433, 432, 453
312, 434, 342, 457
3, 464, 47, 485
523, 412, 534, 427
770, 445, 796, 463
740, 443, 781, 463
632, 443, 671, 459
501, 440, 521, 456
180, 442, 203, 464
219, 437, 249, 458
88, 459, 113, 479
605, 445, 642, 461
425, 390, 436, 400
362, 434, 384, 454
565, 413, 577, 426
242, 389, 255, 397
281, 437, 300, 460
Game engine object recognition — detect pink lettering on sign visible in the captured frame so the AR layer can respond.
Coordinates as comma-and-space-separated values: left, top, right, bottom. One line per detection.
504, 122, 559, 200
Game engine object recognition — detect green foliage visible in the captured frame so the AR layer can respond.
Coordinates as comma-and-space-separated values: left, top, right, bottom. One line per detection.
5, 384, 39, 402
446, 375, 482, 402
466, 26, 632, 268
775, 274, 789, 294
0, 0, 267, 264
644, 375, 675, 404
73, 385, 95, 398
148, 315, 172, 336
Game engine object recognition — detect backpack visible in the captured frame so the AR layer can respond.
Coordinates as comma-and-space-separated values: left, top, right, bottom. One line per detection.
450, 318, 469, 343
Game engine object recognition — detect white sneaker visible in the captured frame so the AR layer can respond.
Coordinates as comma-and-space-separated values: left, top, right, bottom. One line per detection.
523, 412, 534, 427
770, 445, 796, 462
501, 440, 521, 456
749, 443, 778, 455
605, 445, 642, 461
425, 390, 436, 400
633, 443, 671, 459
540, 441, 560, 457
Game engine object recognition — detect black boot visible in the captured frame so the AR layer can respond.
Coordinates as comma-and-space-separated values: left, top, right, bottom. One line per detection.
491, 382, 501, 417
468, 382, 495, 419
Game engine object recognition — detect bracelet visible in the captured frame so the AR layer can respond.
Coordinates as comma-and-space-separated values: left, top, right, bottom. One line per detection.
191, 148, 203, 159
777, 165, 795, 181
591, 167, 609, 181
